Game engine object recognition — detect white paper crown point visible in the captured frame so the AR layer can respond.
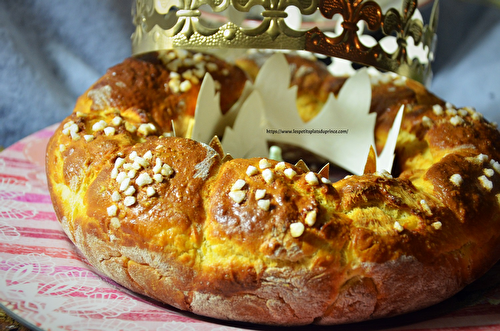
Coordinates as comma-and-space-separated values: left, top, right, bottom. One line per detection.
191, 53, 404, 176
221, 91, 268, 159
190, 74, 221, 144
377, 105, 405, 173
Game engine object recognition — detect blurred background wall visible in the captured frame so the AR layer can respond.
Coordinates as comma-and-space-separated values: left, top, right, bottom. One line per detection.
0, 0, 499, 149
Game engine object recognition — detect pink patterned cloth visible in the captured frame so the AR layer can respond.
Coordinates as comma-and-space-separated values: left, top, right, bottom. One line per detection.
1, 126, 500, 330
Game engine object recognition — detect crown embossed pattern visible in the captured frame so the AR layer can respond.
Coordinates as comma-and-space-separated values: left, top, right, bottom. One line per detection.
132, 0, 438, 83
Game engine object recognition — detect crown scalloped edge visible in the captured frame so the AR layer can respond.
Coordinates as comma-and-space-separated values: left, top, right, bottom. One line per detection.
131, 0, 439, 84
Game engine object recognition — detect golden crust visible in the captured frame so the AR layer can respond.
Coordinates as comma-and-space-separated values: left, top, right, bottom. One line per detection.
46, 51, 500, 326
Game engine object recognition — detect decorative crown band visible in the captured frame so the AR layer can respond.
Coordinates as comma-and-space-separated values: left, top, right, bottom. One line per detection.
131, 0, 439, 84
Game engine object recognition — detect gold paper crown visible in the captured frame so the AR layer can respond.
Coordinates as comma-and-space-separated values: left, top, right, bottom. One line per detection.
131, 0, 439, 84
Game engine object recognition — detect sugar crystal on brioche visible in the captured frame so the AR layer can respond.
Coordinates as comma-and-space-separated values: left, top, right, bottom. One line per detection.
46, 50, 500, 326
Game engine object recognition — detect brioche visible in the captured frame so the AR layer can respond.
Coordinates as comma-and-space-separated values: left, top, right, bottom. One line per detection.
46, 50, 500, 326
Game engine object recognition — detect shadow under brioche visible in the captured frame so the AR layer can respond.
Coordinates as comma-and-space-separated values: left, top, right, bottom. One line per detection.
46, 50, 500, 326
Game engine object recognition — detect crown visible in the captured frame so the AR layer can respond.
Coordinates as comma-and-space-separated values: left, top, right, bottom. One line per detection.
131, 0, 439, 84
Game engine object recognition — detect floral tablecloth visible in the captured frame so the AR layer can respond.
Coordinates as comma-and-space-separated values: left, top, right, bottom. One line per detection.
1, 125, 500, 331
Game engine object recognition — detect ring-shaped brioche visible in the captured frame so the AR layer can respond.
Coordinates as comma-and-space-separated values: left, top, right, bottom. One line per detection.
46, 50, 500, 326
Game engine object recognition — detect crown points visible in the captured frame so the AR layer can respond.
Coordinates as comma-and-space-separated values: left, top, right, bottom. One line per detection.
132, 0, 439, 83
